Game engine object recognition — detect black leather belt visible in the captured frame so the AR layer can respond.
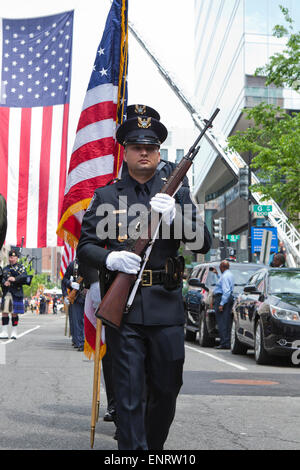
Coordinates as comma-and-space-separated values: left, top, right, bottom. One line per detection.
141, 269, 166, 287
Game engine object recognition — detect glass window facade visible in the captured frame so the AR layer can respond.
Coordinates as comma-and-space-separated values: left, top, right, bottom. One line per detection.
176, 149, 184, 163
160, 148, 168, 161
193, 0, 300, 196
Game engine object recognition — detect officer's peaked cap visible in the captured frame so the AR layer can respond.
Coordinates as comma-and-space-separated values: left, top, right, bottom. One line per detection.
117, 104, 168, 147
126, 104, 160, 121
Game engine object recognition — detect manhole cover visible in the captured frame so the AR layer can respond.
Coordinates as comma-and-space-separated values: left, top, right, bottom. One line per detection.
211, 379, 279, 386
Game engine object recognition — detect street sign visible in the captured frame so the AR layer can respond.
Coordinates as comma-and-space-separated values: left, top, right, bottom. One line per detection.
252, 205, 273, 216
226, 235, 240, 242
251, 227, 278, 254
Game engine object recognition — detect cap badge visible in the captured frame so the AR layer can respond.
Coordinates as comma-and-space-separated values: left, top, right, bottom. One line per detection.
138, 117, 151, 129
135, 105, 146, 115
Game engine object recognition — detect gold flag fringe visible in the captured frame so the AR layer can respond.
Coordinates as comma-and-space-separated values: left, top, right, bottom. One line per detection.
84, 339, 106, 361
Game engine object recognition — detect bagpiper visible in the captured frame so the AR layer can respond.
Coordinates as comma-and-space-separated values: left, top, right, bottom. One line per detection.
0, 249, 30, 339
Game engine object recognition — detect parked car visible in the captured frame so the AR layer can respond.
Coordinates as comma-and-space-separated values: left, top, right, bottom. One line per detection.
231, 267, 300, 364
184, 261, 261, 345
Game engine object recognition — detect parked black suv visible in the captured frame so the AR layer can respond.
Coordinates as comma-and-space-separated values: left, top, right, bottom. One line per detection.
184, 261, 261, 346
231, 267, 300, 364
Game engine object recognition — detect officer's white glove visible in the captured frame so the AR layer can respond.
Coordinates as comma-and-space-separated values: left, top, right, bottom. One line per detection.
71, 282, 80, 290
64, 297, 70, 305
106, 251, 141, 274
150, 193, 176, 225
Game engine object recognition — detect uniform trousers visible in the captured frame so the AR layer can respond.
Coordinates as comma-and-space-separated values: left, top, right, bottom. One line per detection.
102, 345, 115, 412
106, 323, 185, 450
213, 293, 234, 347
69, 301, 84, 348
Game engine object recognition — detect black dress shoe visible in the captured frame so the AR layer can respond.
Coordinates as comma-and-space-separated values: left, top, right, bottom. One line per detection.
104, 410, 114, 422
214, 345, 230, 350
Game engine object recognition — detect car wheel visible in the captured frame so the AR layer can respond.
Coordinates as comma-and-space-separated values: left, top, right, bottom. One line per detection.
184, 326, 196, 342
254, 319, 271, 365
198, 311, 215, 347
184, 310, 196, 342
230, 320, 248, 355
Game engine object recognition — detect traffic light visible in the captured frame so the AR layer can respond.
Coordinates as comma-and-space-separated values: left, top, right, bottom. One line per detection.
239, 167, 249, 200
213, 218, 224, 240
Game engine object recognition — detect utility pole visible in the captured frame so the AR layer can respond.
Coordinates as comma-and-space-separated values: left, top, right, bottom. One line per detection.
248, 165, 252, 263
239, 165, 251, 262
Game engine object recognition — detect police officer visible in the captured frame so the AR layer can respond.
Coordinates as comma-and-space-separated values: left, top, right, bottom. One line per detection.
0, 249, 28, 339
61, 260, 85, 351
77, 105, 212, 450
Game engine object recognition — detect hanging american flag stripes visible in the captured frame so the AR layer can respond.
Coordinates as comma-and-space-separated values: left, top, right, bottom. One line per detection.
57, 0, 128, 247
0, 11, 73, 248
57, 0, 128, 359
59, 240, 75, 279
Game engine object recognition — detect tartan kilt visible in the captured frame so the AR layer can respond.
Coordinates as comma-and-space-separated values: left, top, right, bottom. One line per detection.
1, 294, 24, 314
12, 297, 25, 314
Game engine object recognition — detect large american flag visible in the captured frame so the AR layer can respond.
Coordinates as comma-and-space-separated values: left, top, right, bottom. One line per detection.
57, 0, 128, 247
0, 11, 73, 248
57, 0, 128, 358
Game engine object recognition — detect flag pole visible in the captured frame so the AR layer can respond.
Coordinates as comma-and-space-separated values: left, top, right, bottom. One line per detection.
90, 318, 102, 448
96, 356, 102, 422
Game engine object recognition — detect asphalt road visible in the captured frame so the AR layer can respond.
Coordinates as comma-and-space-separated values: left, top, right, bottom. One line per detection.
0, 311, 299, 451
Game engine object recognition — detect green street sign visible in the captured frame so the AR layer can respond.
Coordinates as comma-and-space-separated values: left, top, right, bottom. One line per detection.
226, 235, 240, 242
253, 204, 273, 214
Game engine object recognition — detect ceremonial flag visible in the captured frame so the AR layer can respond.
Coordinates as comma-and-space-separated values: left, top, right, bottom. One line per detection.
0, 11, 74, 248
59, 240, 75, 279
57, 0, 128, 247
56, 0, 128, 358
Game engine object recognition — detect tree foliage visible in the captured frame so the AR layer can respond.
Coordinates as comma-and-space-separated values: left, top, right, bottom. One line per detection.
227, 104, 300, 225
255, 5, 300, 91
227, 6, 300, 227
20, 257, 56, 297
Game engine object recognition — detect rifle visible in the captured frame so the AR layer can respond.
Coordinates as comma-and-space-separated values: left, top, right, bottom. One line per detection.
95, 108, 220, 328
67, 276, 83, 304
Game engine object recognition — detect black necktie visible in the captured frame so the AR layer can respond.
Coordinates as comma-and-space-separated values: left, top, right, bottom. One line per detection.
136, 183, 149, 207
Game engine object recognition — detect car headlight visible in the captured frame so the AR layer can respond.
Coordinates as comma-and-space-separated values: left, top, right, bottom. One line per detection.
271, 305, 300, 322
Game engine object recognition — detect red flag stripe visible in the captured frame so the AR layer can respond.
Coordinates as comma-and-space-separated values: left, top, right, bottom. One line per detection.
17, 108, 32, 247
61, 173, 114, 214
76, 101, 117, 132
68, 137, 115, 174
0, 107, 10, 201
38, 107, 53, 247
57, 103, 70, 246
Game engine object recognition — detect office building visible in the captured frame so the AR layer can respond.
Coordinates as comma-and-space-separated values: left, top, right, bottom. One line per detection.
193, 0, 300, 261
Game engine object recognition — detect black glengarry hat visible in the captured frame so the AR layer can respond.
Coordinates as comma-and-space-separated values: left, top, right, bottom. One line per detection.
9, 249, 19, 257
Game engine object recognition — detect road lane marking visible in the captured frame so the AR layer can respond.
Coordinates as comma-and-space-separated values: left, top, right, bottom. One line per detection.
1, 325, 41, 345
185, 344, 248, 371
211, 379, 279, 385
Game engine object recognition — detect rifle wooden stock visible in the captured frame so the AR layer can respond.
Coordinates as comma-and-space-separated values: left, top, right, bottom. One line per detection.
95, 272, 136, 328
67, 276, 83, 304
95, 108, 220, 328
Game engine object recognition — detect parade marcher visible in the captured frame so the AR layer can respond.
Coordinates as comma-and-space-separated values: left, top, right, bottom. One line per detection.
77, 104, 212, 450
0, 249, 29, 339
53, 296, 58, 314
212, 260, 235, 349
39, 294, 46, 314
61, 259, 86, 351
